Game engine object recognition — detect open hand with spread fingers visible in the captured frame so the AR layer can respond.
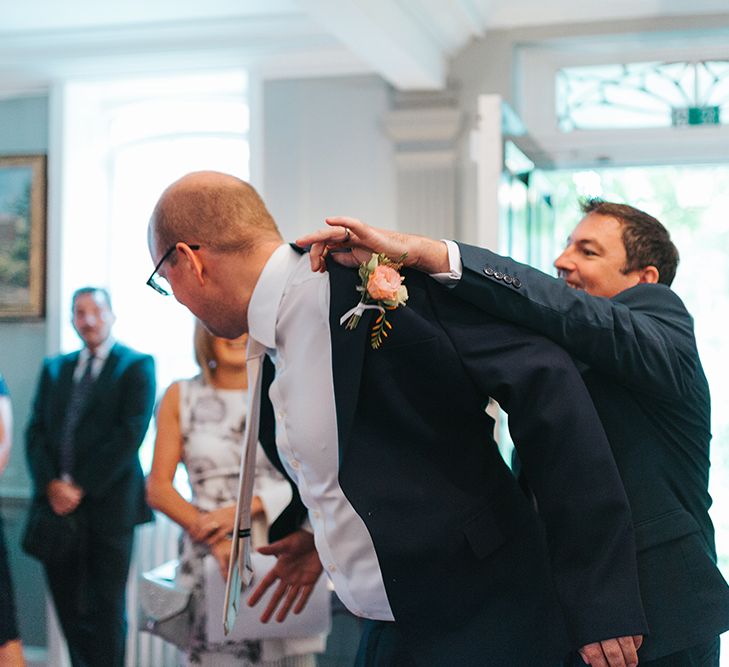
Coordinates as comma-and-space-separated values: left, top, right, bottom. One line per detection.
247, 529, 324, 623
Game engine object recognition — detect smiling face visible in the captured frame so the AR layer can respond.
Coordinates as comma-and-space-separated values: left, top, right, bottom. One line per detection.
211, 334, 248, 371
72, 291, 116, 352
553, 213, 646, 298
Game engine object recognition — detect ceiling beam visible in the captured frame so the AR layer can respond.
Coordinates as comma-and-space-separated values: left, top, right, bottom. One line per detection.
295, 0, 445, 90
0, 15, 360, 82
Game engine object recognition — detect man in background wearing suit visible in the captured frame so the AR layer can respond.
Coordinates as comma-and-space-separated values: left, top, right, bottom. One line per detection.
299, 200, 729, 666
146, 172, 648, 667
26, 287, 156, 667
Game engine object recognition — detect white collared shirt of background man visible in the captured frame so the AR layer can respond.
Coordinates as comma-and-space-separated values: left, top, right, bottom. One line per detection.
73, 336, 116, 381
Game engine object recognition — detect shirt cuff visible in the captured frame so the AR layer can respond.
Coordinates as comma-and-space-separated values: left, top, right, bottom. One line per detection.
254, 477, 294, 524
429, 240, 463, 286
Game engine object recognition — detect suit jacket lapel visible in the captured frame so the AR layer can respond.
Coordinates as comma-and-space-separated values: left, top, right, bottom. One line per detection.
327, 259, 372, 457
55, 353, 79, 428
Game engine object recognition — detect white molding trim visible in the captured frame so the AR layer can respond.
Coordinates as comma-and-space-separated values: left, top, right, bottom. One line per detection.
529, 125, 729, 168
0, 13, 376, 92
383, 108, 463, 144
46, 82, 64, 355
515, 34, 729, 167
0, 46, 375, 101
251, 48, 371, 81
296, 0, 445, 89
395, 150, 458, 169
474, 94, 503, 250
0, 83, 49, 100
0, 15, 320, 62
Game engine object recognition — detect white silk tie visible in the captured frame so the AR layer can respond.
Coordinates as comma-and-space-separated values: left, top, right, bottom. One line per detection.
223, 337, 267, 635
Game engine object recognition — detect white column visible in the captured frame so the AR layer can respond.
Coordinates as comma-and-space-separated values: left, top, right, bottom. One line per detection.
474, 94, 504, 252
383, 105, 463, 238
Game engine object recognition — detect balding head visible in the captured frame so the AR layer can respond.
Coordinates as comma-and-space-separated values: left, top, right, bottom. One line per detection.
149, 171, 282, 259
146, 172, 284, 339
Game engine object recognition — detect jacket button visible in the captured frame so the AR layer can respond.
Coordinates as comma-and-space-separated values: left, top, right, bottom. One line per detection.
494, 271, 504, 280
484, 266, 495, 276
503, 275, 513, 284
512, 278, 522, 288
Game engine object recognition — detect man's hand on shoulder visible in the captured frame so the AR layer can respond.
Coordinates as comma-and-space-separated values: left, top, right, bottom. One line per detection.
246, 529, 323, 624
296, 216, 449, 274
579, 635, 643, 667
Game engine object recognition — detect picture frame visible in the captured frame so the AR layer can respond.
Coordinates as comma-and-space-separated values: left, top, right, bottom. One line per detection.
0, 155, 46, 319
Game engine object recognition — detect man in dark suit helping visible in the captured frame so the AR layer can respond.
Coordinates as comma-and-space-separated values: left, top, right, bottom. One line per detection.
299, 199, 729, 666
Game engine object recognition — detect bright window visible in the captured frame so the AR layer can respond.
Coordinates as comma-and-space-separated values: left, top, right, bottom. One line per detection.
557, 60, 729, 131
59, 71, 249, 473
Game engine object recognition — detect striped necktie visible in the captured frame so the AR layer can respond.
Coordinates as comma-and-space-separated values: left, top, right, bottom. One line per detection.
58, 354, 96, 479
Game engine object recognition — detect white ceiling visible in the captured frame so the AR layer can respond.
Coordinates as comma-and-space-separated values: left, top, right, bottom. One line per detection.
1, 0, 728, 91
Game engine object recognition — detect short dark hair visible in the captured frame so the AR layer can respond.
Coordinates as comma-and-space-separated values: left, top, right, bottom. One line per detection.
580, 198, 679, 286
71, 287, 112, 312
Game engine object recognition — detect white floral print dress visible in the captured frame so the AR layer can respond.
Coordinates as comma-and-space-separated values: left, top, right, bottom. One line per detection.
177, 375, 325, 667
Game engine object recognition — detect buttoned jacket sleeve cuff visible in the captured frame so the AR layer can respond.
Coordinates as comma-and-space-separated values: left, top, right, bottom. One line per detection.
428, 239, 463, 286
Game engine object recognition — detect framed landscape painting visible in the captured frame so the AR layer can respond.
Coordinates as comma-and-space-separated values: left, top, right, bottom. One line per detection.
0, 155, 46, 319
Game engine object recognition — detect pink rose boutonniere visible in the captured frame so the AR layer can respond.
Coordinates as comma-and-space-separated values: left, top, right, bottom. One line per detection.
340, 253, 409, 349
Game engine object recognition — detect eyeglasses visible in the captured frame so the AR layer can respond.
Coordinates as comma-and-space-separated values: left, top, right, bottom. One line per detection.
146, 243, 200, 296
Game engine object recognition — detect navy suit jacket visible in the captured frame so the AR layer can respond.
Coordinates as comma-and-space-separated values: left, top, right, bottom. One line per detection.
259, 257, 647, 666
26, 342, 156, 533
453, 243, 729, 659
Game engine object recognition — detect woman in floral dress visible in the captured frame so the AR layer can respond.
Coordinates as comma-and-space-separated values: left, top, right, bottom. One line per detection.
147, 322, 326, 666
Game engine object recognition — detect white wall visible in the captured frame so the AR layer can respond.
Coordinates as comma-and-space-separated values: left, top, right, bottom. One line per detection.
262, 75, 396, 239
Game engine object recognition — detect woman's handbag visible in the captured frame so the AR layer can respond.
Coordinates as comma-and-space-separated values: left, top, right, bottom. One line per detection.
138, 559, 193, 650
21, 502, 81, 563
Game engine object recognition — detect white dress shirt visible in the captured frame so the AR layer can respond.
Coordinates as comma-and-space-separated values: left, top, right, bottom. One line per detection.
429, 239, 463, 285
73, 336, 115, 381
247, 243, 394, 621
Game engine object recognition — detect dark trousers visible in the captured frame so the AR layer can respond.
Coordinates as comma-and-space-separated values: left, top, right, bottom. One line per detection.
354, 620, 418, 667
44, 528, 134, 667
355, 619, 572, 667
642, 637, 720, 667
0, 512, 20, 645
359, 620, 720, 667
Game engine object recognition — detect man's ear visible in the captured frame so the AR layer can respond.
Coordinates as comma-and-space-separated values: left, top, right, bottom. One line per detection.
176, 242, 205, 286
638, 265, 660, 284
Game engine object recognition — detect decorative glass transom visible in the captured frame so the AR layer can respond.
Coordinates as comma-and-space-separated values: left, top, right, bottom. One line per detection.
556, 60, 729, 131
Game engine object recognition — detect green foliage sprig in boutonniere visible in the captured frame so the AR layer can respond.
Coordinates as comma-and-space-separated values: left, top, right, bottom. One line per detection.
340, 253, 409, 349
